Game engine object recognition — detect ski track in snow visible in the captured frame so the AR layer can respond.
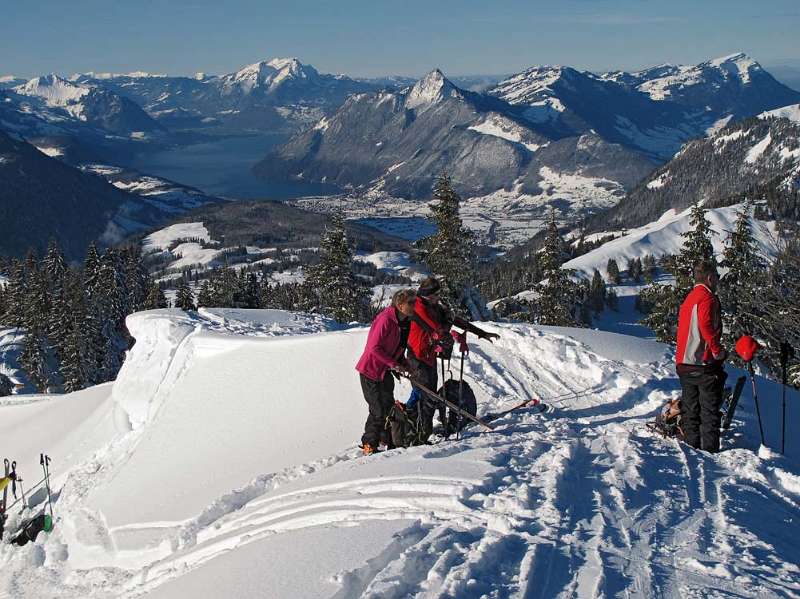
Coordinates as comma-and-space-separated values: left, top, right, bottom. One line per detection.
1, 315, 799, 598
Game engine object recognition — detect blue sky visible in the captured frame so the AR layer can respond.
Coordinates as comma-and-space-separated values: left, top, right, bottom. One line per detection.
2, 0, 798, 78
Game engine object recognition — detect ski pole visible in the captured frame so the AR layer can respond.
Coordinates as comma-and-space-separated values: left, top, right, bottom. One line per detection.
10, 461, 24, 505
780, 341, 794, 455
747, 363, 766, 447
452, 330, 469, 440
40, 454, 53, 520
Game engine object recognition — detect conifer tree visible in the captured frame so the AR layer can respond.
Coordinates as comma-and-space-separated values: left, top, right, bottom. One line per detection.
417, 174, 477, 315
175, 280, 196, 311
719, 200, 765, 349
675, 203, 715, 293
303, 212, 370, 323
642, 255, 657, 282
145, 282, 168, 309
0, 373, 13, 397
530, 208, 582, 326
1, 260, 25, 326
197, 280, 213, 308
60, 270, 88, 393
44, 240, 69, 377
627, 257, 642, 283
640, 203, 716, 342
589, 269, 607, 313
20, 263, 53, 392
606, 258, 621, 284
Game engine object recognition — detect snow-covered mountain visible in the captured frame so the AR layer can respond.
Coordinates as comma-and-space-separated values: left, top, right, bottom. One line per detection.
0, 309, 796, 597
492, 53, 800, 160
598, 109, 800, 230
7, 74, 163, 137
75, 57, 376, 132
255, 68, 655, 239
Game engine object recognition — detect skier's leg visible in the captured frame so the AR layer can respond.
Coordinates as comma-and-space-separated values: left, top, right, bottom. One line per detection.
418, 362, 438, 440
360, 374, 385, 448
699, 369, 726, 453
378, 372, 395, 448
679, 373, 702, 448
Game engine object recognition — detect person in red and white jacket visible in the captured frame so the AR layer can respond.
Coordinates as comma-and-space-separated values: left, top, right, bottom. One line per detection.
675, 260, 728, 452
405, 277, 499, 440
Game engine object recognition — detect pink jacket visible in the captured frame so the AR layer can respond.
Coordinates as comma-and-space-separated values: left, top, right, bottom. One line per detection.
356, 306, 403, 382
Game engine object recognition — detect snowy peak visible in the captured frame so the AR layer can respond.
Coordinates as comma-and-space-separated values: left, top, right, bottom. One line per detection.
404, 69, 460, 110
222, 57, 320, 94
704, 52, 761, 78
15, 74, 90, 107
490, 66, 586, 105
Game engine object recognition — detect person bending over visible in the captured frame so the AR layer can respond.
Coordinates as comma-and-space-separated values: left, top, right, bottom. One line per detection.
355, 288, 417, 456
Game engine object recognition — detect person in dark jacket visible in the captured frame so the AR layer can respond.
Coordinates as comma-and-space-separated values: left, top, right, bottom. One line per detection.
355, 289, 417, 455
676, 260, 728, 453
405, 277, 499, 439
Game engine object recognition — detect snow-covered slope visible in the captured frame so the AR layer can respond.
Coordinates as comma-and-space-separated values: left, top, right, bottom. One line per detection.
567, 203, 778, 278
0, 309, 797, 597
599, 113, 800, 230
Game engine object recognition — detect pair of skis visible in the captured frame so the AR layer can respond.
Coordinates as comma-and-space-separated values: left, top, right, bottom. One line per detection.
398, 372, 552, 433
1, 454, 54, 545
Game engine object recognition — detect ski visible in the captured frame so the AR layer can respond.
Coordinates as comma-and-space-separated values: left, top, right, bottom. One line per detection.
1, 458, 8, 540
721, 375, 747, 431
400, 373, 495, 431
485, 397, 553, 423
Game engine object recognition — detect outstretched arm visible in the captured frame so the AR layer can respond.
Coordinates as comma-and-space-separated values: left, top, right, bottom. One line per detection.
453, 316, 500, 342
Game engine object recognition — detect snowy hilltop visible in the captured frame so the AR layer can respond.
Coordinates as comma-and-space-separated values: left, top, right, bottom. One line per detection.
0, 308, 797, 597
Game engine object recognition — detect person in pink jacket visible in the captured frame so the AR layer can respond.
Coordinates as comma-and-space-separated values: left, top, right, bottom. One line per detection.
355, 288, 417, 455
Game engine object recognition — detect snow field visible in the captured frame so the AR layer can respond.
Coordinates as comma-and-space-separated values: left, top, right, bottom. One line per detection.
0, 310, 797, 597
564, 202, 778, 279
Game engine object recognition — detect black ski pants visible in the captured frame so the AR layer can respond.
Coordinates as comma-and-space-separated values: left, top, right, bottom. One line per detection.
679, 367, 727, 453
408, 355, 439, 440
360, 372, 394, 448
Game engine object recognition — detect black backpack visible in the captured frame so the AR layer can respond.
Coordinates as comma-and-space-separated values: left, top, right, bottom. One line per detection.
387, 400, 436, 448
439, 379, 477, 435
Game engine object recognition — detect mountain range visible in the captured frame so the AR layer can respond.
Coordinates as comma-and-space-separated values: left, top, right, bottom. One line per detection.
71, 58, 375, 133
2, 52, 799, 257
254, 69, 656, 200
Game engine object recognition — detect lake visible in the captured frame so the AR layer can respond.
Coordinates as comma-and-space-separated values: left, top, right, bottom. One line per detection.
130, 134, 339, 200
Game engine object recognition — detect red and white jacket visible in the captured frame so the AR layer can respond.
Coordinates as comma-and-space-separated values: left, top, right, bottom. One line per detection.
676, 284, 724, 367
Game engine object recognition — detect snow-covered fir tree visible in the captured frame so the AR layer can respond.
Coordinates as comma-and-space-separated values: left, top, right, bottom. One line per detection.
175, 280, 196, 311
606, 258, 621, 284
589, 269, 607, 314
719, 200, 766, 352
145, 282, 169, 309
416, 174, 481, 317
20, 261, 53, 392
639, 203, 716, 342
60, 270, 88, 393
303, 212, 370, 323
197, 280, 213, 308
520, 209, 586, 326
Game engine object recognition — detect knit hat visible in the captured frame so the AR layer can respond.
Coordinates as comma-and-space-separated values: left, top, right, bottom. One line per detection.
418, 277, 441, 297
